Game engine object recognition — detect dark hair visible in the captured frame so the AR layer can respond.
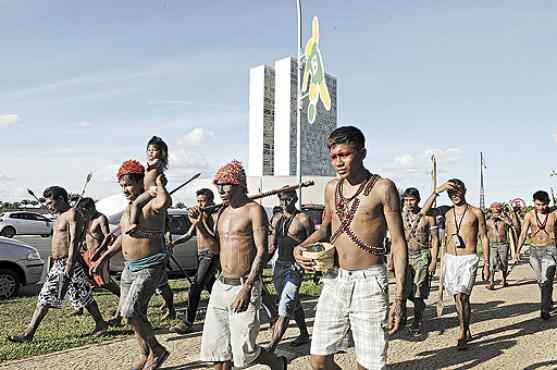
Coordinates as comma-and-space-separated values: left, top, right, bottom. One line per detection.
76, 197, 95, 211
278, 186, 298, 201
147, 136, 169, 170
447, 178, 466, 193
196, 188, 214, 202
43, 186, 68, 203
402, 187, 421, 202
327, 126, 365, 150
533, 190, 550, 204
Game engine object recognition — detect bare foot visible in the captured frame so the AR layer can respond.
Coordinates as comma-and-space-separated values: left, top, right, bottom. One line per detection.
130, 355, 147, 370
144, 348, 170, 370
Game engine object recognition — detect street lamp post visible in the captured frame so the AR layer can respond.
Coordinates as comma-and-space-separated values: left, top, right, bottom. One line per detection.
296, 0, 303, 209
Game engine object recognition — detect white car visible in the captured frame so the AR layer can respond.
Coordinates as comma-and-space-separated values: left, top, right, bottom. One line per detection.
0, 236, 45, 299
0, 211, 53, 238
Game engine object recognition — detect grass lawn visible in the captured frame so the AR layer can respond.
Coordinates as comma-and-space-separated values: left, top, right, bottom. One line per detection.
0, 269, 322, 363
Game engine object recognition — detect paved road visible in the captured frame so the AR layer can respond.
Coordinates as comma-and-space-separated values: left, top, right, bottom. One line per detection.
2, 260, 557, 370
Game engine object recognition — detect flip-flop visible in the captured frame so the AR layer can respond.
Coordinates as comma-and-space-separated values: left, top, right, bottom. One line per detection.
143, 350, 170, 370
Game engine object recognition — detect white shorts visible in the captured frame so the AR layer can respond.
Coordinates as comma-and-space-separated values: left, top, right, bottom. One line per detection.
311, 266, 388, 370
443, 254, 479, 296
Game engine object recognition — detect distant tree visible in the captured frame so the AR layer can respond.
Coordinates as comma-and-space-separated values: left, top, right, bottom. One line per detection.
175, 202, 186, 209
30, 200, 39, 207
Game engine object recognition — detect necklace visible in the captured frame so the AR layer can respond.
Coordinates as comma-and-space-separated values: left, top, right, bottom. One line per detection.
335, 171, 371, 221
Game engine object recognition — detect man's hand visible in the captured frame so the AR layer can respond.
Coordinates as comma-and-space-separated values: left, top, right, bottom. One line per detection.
482, 263, 490, 281
388, 299, 404, 335
435, 181, 457, 194
90, 261, 100, 275
187, 206, 203, 225
231, 286, 252, 313
293, 246, 315, 272
428, 261, 436, 274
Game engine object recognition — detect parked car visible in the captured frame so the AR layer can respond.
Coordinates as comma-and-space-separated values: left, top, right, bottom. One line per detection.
0, 236, 45, 299
0, 211, 53, 238
109, 209, 198, 275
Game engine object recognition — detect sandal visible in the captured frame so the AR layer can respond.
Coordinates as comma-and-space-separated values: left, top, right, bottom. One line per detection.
7, 335, 32, 343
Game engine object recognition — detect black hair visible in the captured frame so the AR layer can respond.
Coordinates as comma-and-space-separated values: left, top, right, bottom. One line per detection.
147, 136, 169, 170
533, 190, 550, 204
196, 188, 214, 203
43, 186, 69, 203
327, 126, 365, 150
402, 187, 421, 202
447, 178, 466, 193
76, 197, 95, 211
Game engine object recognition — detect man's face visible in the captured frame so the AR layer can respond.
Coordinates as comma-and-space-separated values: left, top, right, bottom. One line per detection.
448, 187, 466, 206
119, 176, 143, 202
216, 183, 240, 204
44, 197, 65, 213
534, 200, 549, 214
403, 196, 419, 212
329, 143, 364, 179
196, 194, 211, 208
278, 192, 297, 211
491, 208, 501, 217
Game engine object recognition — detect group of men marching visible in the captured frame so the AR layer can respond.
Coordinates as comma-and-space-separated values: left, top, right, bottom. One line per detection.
6, 125, 557, 370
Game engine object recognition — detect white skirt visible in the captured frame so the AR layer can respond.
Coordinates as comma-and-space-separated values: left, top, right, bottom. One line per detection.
443, 253, 480, 296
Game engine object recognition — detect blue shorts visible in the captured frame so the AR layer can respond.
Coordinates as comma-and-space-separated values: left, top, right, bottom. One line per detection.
273, 260, 303, 318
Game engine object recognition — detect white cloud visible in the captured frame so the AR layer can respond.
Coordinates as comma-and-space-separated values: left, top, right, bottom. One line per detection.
0, 114, 19, 127
78, 120, 93, 128
0, 173, 14, 182
178, 127, 215, 147
383, 147, 463, 176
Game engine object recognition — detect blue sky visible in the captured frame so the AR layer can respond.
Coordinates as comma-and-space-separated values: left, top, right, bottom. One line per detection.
1, 1, 557, 206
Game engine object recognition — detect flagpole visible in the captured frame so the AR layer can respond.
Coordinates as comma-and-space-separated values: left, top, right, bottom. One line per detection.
296, 0, 303, 209
480, 152, 485, 209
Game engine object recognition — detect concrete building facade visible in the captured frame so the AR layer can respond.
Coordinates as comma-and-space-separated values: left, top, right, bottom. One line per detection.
249, 56, 337, 177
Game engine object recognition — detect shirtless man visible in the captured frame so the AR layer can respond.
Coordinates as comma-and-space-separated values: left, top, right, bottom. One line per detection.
93, 160, 170, 370
294, 126, 407, 370
437, 179, 489, 350
8, 187, 107, 343
486, 202, 518, 290
398, 187, 440, 335
200, 160, 286, 370
515, 191, 557, 320
170, 188, 219, 334
266, 189, 313, 352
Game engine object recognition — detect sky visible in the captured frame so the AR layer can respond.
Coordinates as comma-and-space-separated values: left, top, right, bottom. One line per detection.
1, 1, 557, 207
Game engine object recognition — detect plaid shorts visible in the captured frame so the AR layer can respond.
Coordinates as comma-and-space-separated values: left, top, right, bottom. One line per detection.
311, 265, 388, 370
38, 258, 94, 310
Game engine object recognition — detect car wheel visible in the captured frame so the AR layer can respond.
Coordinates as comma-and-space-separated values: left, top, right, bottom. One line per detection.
0, 269, 20, 299
40, 234, 50, 238
0, 227, 16, 238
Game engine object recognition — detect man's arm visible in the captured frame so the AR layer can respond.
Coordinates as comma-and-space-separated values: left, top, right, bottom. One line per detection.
92, 235, 123, 273
293, 182, 333, 270
516, 213, 532, 256
298, 213, 316, 238
65, 209, 84, 275
381, 180, 407, 300
477, 209, 490, 280
428, 215, 439, 274
150, 174, 171, 212
99, 215, 110, 239
268, 215, 280, 260
381, 179, 407, 335
171, 224, 196, 247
